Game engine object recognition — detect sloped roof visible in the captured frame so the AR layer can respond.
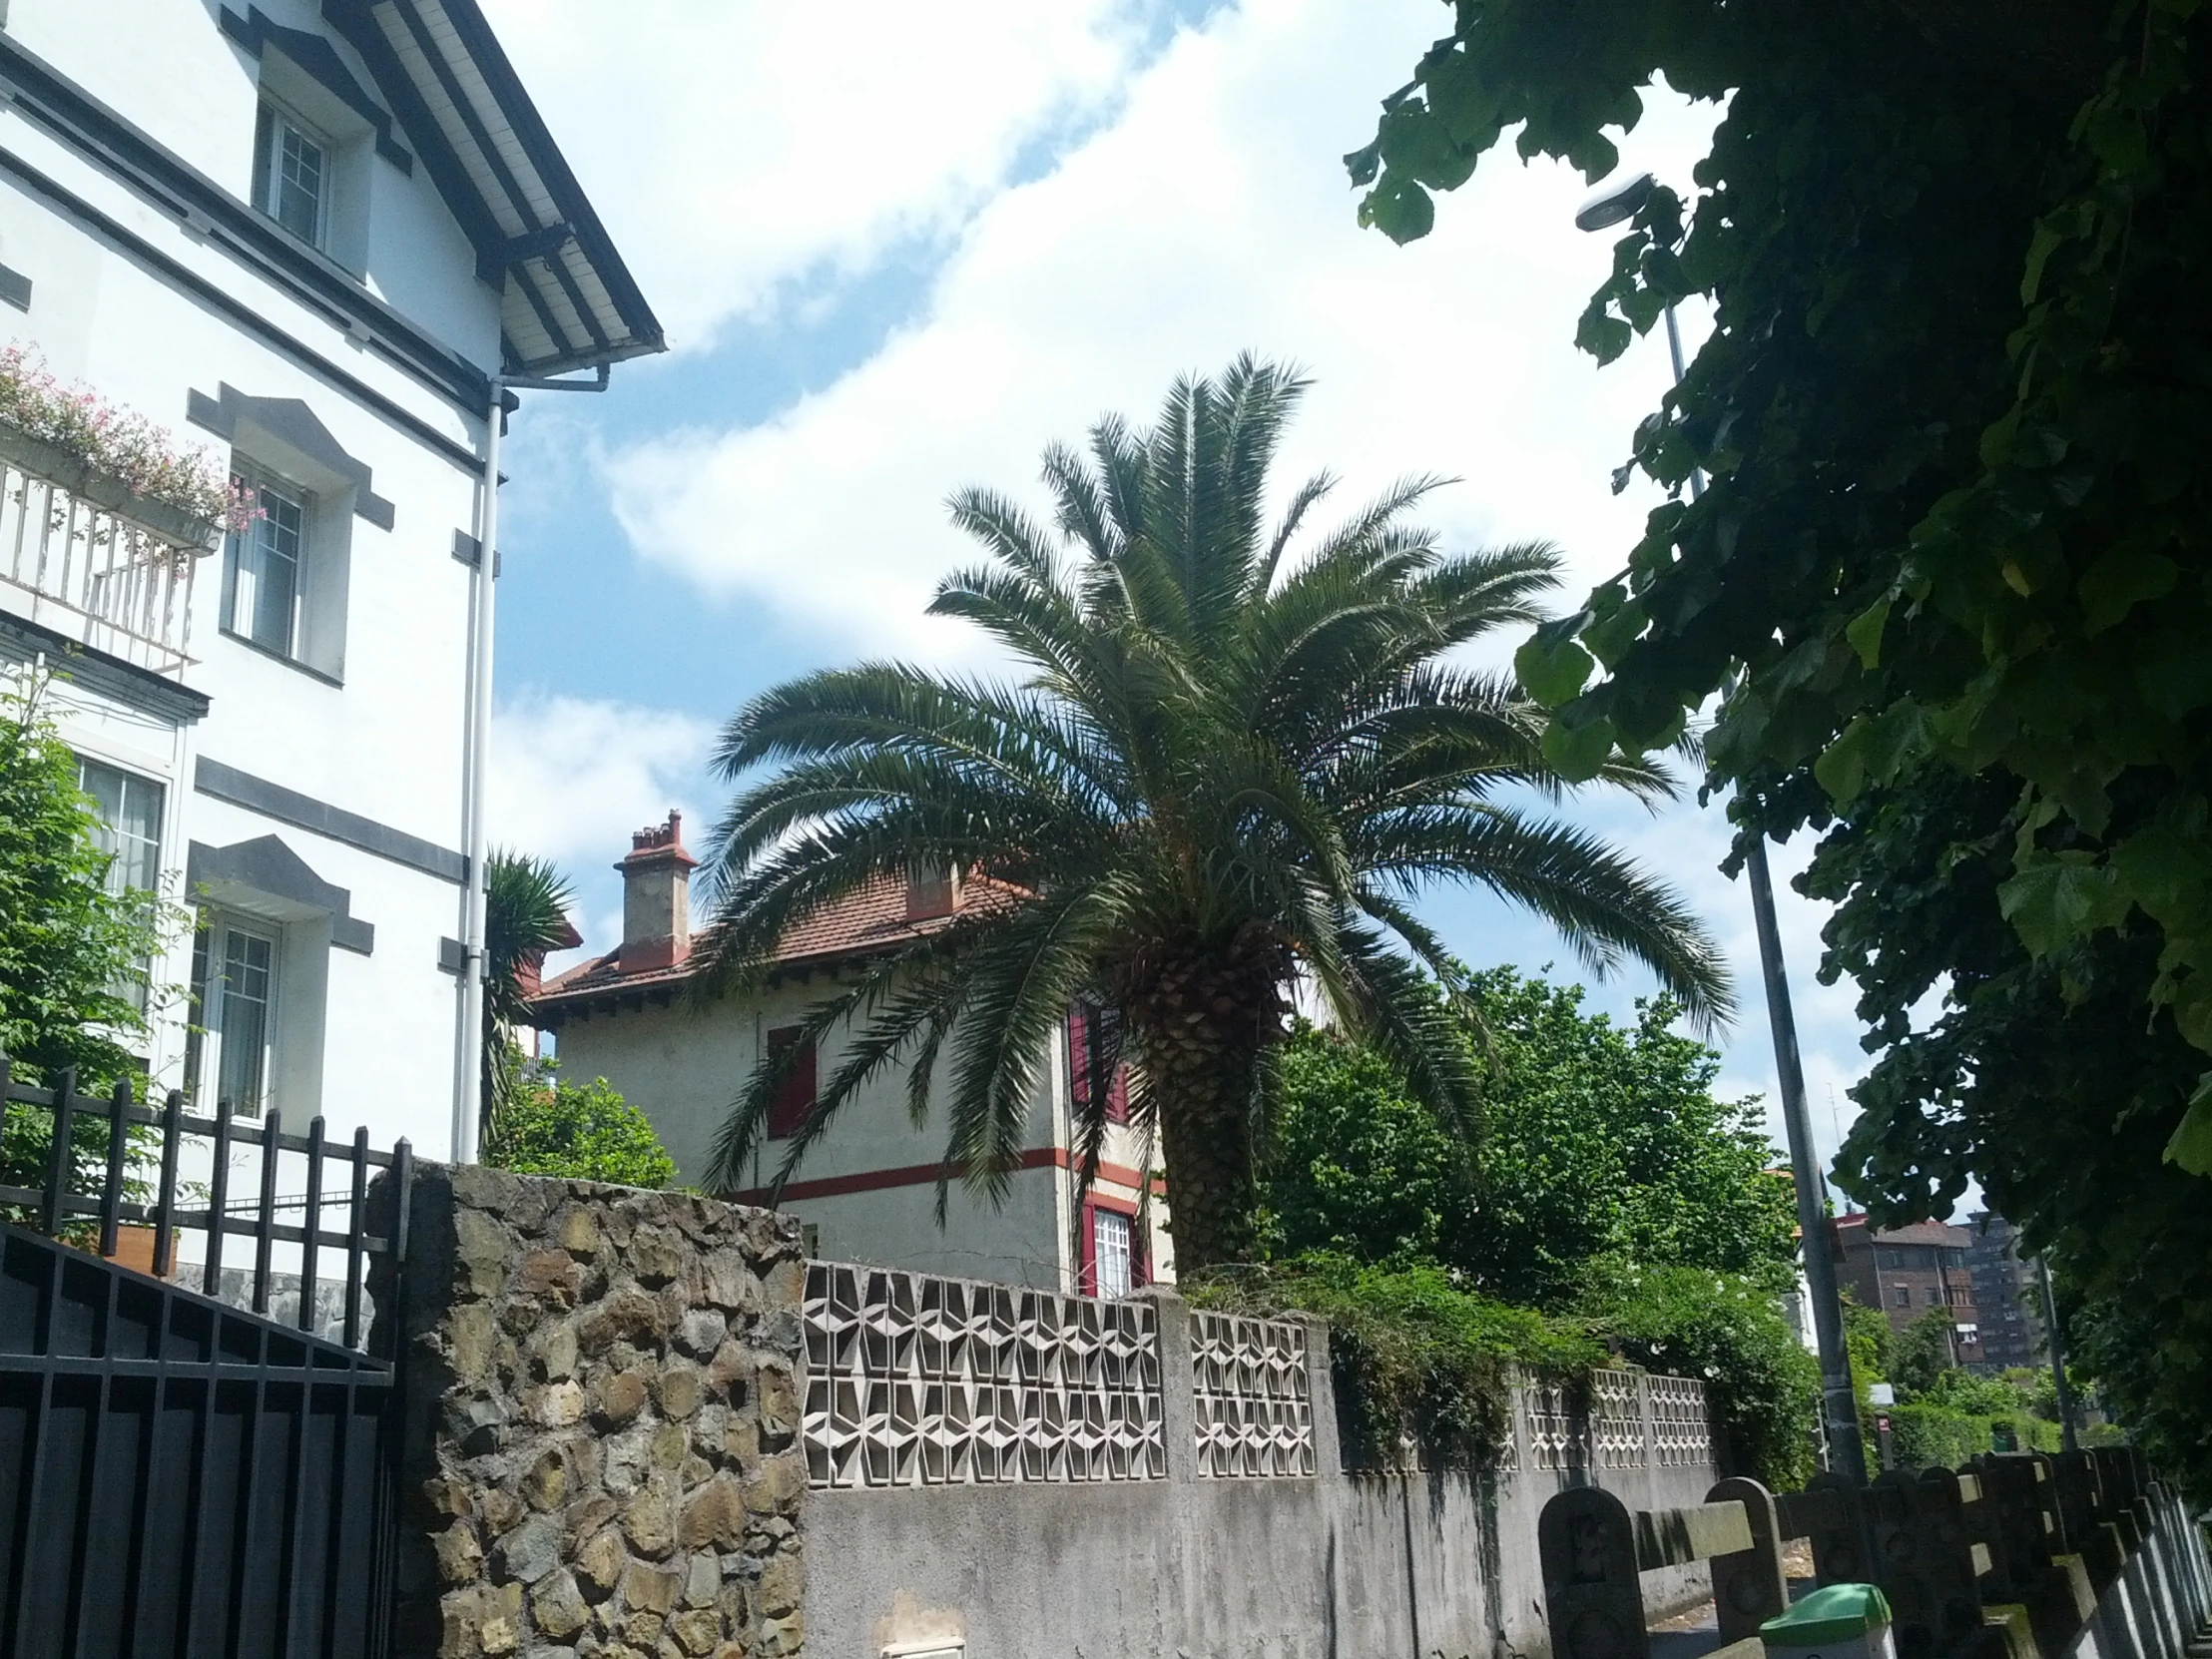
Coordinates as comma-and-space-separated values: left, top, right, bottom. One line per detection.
322, 0, 663, 375
529, 874, 1019, 1017
1836, 1214, 1970, 1250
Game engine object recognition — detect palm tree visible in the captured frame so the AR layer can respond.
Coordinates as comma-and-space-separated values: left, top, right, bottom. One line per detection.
696, 356, 1732, 1272
482, 848, 578, 1147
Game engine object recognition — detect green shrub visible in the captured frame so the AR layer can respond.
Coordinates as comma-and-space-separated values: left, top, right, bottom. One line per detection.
1578, 1259, 1824, 1490
1187, 1253, 1602, 1467
1882, 1402, 2062, 1470
483, 1071, 676, 1188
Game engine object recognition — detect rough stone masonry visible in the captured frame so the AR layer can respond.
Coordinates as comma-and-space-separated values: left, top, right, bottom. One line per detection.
379, 1165, 808, 1659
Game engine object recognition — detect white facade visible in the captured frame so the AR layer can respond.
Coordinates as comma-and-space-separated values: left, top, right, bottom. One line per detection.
0, 0, 658, 1160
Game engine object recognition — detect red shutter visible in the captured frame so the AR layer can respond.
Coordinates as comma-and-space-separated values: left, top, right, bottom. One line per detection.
1067, 1005, 1090, 1109
766, 1027, 816, 1141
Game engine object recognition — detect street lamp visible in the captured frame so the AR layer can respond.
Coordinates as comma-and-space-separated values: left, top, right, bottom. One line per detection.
1574, 173, 1870, 1483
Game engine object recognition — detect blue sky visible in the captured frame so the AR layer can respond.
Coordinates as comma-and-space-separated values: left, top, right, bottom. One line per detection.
480, 0, 1888, 1194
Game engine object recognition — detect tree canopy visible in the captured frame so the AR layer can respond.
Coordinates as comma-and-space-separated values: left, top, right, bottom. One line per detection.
1351, 1, 2212, 1177
1349, 0, 2212, 1491
696, 356, 1728, 1271
1260, 967, 1797, 1305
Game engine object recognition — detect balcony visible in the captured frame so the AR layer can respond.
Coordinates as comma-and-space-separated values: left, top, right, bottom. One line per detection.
0, 427, 216, 677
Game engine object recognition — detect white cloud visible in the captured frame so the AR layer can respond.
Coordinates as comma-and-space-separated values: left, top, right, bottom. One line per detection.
604, 0, 1723, 658
488, 692, 717, 959
478, 0, 1170, 347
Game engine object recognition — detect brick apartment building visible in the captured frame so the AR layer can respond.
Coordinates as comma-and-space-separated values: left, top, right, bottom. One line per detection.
1962, 1211, 2045, 1372
1834, 1214, 1987, 1370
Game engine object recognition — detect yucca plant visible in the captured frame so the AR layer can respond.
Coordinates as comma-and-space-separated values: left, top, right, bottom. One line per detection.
697, 356, 1731, 1271
482, 848, 576, 1147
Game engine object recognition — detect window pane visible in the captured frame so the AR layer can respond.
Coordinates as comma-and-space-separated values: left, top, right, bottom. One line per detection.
229, 478, 303, 655
275, 119, 325, 244
217, 928, 275, 1116
1094, 1209, 1133, 1300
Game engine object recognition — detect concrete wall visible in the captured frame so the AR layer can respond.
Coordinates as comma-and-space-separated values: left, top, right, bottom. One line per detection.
804, 1290, 1721, 1659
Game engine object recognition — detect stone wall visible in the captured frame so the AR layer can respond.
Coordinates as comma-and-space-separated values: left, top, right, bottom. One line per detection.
380, 1166, 808, 1659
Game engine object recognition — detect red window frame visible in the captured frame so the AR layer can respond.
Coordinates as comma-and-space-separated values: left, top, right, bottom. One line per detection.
1067, 1003, 1129, 1125
765, 1026, 817, 1141
1078, 1193, 1146, 1299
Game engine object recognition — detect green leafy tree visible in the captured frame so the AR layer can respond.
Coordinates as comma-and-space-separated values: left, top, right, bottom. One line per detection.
1807, 767, 2212, 1494
1262, 969, 1797, 1305
0, 668, 174, 1210
482, 1064, 676, 1189
696, 357, 1731, 1270
1347, 0, 2212, 1177
482, 849, 577, 1146
1891, 1306, 1961, 1397
1579, 1259, 1823, 1491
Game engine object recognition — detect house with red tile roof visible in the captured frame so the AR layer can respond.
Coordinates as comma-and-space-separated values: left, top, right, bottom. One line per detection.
528, 813, 1170, 1295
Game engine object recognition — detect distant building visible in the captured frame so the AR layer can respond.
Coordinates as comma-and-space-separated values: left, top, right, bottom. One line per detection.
1833, 1214, 1986, 1369
1963, 1212, 2045, 1372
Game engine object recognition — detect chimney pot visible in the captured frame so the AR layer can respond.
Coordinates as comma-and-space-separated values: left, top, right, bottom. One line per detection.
617, 810, 698, 971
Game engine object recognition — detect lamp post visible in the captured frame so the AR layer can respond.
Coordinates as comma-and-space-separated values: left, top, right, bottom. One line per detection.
1575, 171, 1870, 1482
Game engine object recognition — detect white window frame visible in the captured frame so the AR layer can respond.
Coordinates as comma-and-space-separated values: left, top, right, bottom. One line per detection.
194, 916, 281, 1118
74, 754, 165, 1011
1093, 1207, 1135, 1301
254, 97, 331, 250
224, 465, 309, 660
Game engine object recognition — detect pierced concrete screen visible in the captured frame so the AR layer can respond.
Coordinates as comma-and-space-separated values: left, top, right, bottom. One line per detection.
1189, 1310, 1317, 1478
1593, 1368, 1647, 1470
803, 1262, 1167, 1488
1647, 1374, 1714, 1467
1523, 1377, 1582, 1472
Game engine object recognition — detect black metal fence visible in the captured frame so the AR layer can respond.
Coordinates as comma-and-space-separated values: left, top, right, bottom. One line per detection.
0, 1052, 413, 1658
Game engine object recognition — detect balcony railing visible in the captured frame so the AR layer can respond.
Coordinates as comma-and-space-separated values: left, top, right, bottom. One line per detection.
0, 442, 215, 676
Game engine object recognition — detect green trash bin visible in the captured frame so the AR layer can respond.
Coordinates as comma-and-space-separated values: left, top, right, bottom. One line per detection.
1759, 1584, 1897, 1659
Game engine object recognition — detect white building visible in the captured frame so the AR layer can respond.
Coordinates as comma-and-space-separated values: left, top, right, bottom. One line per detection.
531, 814, 1175, 1296
0, 0, 660, 1159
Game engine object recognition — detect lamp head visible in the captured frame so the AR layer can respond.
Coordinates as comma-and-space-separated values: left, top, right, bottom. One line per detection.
1574, 171, 1655, 233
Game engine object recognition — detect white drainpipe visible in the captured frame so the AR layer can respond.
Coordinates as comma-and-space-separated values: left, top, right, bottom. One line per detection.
454, 379, 503, 1165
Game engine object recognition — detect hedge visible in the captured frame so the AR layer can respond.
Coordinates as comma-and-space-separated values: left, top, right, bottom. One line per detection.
1885, 1402, 2063, 1470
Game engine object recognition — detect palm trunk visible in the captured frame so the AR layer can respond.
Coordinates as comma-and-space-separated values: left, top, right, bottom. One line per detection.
1128, 948, 1279, 1273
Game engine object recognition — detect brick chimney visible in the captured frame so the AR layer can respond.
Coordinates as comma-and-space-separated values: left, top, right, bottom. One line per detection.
617, 811, 698, 971
904, 861, 963, 921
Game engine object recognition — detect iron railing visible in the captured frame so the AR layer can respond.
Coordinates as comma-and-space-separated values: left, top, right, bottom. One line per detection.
0, 1051, 412, 1357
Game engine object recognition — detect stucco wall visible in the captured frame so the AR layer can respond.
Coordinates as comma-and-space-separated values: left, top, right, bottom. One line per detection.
803, 1290, 1722, 1659
1, 0, 506, 1163
552, 974, 1174, 1292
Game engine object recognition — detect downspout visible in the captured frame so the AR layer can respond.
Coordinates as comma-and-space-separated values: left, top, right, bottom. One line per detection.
454, 377, 504, 1165
454, 362, 613, 1165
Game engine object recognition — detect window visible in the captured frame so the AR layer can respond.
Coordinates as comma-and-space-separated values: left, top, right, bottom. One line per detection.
75, 756, 163, 1009
188, 918, 278, 1116
253, 100, 329, 247
225, 469, 307, 656
1067, 1002, 1129, 1124
1893, 1286, 1912, 1308
76, 757, 164, 896
766, 1026, 817, 1141
1093, 1209, 1134, 1300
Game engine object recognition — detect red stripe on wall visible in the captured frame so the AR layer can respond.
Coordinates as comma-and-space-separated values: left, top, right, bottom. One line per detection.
728, 1145, 1161, 1205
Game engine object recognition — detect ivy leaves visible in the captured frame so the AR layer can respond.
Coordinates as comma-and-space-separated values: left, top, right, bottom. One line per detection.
1351, 0, 2212, 1174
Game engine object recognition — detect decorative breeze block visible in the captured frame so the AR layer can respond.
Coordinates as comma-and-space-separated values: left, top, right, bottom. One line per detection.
1189, 1310, 1316, 1478
802, 1261, 1167, 1488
